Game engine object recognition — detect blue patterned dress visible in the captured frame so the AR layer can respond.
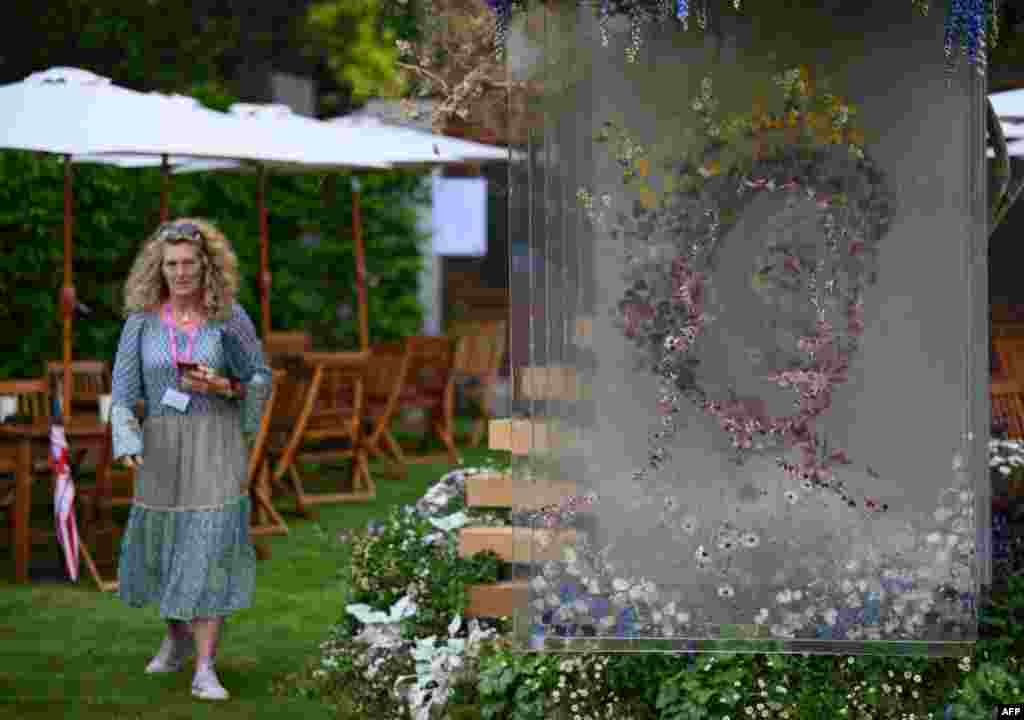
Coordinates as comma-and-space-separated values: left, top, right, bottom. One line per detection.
110, 301, 271, 620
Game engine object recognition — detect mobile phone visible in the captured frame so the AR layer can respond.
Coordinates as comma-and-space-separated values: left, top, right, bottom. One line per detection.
176, 361, 200, 373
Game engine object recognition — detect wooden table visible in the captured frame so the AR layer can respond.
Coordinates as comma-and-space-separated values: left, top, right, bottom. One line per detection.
0, 418, 117, 589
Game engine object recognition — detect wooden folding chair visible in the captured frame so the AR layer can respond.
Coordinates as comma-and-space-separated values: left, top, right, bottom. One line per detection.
247, 369, 289, 557
46, 361, 111, 469
449, 320, 507, 447
390, 336, 460, 466
0, 378, 51, 549
991, 376, 1024, 499
264, 351, 373, 518
361, 342, 414, 477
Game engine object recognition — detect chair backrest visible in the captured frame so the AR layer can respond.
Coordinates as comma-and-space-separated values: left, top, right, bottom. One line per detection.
0, 377, 51, 423
451, 320, 507, 379
301, 352, 369, 426
265, 331, 313, 359
45, 360, 111, 413
993, 336, 1024, 381
992, 377, 1024, 439
405, 335, 456, 409
364, 341, 412, 404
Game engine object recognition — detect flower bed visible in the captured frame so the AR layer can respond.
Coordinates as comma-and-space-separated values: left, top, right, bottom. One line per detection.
272, 462, 1024, 720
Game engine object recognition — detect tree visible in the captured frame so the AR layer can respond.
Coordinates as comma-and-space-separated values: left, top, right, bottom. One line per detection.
303, 0, 408, 116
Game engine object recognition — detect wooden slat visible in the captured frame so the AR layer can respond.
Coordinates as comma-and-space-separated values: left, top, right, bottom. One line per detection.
465, 581, 528, 618
487, 418, 555, 454
459, 525, 579, 563
516, 366, 580, 401
465, 471, 578, 509
574, 316, 594, 348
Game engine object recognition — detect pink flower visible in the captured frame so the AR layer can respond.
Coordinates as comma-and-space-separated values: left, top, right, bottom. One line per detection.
849, 238, 867, 257
623, 301, 654, 337
779, 178, 801, 192
816, 193, 832, 209
846, 301, 865, 335
829, 449, 852, 465
782, 254, 802, 275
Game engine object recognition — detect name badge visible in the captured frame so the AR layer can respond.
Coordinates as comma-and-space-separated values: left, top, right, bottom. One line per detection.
161, 388, 191, 413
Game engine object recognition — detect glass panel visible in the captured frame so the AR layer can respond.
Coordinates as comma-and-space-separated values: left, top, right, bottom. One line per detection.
507, 1, 987, 656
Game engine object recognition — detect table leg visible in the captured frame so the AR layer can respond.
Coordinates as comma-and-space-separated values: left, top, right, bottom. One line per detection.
14, 438, 30, 583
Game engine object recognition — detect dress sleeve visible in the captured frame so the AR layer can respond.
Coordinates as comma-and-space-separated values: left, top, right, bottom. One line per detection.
111, 313, 146, 460
223, 302, 273, 436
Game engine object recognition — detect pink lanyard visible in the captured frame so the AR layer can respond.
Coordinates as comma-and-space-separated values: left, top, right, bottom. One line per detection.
161, 304, 198, 366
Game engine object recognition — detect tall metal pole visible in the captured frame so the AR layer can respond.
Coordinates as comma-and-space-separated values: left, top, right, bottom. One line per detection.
352, 176, 369, 352
159, 154, 170, 222
258, 165, 271, 340
61, 156, 74, 422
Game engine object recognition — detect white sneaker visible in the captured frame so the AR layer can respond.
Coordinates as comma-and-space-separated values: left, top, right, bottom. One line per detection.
145, 633, 195, 674
192, 666, 230, 701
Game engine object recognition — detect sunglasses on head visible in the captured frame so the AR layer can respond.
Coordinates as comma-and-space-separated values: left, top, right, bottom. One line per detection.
156, 221, 204, 244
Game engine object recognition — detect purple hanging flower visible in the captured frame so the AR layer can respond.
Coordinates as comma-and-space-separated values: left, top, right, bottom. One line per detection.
944, 0, 991, 72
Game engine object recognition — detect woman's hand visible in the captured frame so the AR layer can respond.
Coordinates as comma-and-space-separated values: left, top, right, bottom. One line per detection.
182, 364, 234, 397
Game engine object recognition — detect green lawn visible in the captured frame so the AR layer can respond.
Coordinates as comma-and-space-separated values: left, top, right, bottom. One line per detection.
0, 429, 503, 720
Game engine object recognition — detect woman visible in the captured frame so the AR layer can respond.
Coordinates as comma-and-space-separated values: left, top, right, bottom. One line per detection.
110, 218, 271, 701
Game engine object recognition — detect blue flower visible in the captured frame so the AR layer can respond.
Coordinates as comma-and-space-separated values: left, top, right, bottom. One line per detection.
616, 607, 637, 636
560, 582, 581, 604
589, 596, 611, 619
881, 575, 914, 595
863, 592, 882, 625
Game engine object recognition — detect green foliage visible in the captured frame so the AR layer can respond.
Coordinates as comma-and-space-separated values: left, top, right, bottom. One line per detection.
0, 149, 429, 378
477, 646, 561, 720
950, 656, 1024, 718
304, 0, 407, 111
345, 505, 501, 641
0, 0, 239, 96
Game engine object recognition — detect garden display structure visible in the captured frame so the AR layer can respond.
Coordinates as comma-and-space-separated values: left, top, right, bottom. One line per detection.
493, 0, 993, 655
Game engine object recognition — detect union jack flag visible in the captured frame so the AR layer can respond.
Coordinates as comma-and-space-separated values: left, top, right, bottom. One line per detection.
49, 398, 80, 582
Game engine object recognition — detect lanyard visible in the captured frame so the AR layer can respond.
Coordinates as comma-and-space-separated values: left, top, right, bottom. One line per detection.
161, 303, 198, 366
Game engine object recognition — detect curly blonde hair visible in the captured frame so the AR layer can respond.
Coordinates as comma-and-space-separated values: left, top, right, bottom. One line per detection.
123, 217, 240, 322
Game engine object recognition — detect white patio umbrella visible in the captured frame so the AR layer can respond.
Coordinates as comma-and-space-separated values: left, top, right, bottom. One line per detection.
80, 102, 404, 345
326, 111, 517, 164
1, 68, 394, 418
987, 89, 1024, 158
83, 101, 520, 345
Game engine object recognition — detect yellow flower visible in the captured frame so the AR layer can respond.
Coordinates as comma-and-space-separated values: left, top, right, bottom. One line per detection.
638, 184, 659, 209
787, 110, 800, 128
636, 157, 650, 178
830, 130, 843, 144
698, 160, 722, 178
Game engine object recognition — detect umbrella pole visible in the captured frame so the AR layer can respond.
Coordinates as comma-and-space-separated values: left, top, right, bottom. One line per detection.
258, 165, 271, 340
159, 154, 170, 222
61, 156, 74, 422
352, 177, 369, 352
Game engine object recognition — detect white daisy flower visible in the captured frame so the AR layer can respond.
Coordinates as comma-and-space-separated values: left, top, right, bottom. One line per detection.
784, 490, 799, 504
718, 584, 736, 599
776, 589, 793, 605
741, 532, 761, 548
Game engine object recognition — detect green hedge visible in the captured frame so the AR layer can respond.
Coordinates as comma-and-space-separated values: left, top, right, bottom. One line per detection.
0, 147, 429, 379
